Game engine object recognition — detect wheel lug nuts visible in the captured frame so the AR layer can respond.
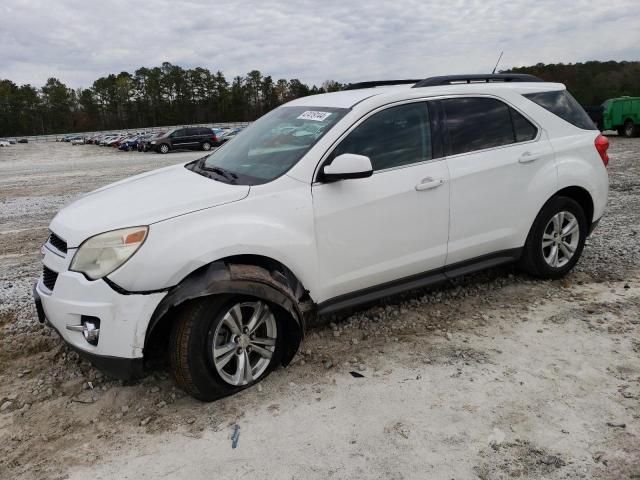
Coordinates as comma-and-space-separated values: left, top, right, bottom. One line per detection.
237, 347, 243, 354
233, 336, 240, 343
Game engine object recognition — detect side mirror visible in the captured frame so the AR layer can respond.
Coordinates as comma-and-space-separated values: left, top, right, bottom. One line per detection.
322, 154, 373, 182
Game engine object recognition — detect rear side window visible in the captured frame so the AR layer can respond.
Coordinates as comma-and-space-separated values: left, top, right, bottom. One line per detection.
332, 102, 432, 171
510, 108, 537, 142
442, 97, 538, 155
524, 90, 596, 130
443, 98, 514, 155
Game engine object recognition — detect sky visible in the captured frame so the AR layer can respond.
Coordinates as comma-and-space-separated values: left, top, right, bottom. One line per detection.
1, 0, 639, 89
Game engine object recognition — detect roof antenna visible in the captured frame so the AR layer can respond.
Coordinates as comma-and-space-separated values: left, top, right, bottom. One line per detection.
491, 51, 504, 74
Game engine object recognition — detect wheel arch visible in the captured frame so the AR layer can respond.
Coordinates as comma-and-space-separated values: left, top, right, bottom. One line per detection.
553, 185, 594, 224
144, 255, 312, 367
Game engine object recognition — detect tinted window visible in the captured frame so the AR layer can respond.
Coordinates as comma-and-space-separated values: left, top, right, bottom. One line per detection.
524, 90, 596, 130
443, 97, 514, 155
171, 129, 185, 137
332, 102, 431, 171
510, 108, 537, 142
196, 128, 210, 135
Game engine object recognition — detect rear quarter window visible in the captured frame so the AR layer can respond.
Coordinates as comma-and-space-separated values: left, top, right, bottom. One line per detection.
524, 90, 596, 130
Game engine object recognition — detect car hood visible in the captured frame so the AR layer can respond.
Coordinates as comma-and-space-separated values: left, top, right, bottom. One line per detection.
50, 163, 250, 247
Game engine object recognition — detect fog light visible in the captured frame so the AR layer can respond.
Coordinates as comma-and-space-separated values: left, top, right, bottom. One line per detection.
66, 316, 100, 345
82, 321, 100, 344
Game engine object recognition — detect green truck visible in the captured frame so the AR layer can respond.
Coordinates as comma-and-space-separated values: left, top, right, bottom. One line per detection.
602, 97, 640, 137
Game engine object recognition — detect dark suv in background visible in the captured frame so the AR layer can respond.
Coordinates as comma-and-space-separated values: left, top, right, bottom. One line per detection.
152, 127, 221, 153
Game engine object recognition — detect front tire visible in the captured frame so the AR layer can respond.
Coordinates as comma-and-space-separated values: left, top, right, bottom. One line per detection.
158, 143, 170, 154
169, 296, 281, 401
519, 196, 588, 279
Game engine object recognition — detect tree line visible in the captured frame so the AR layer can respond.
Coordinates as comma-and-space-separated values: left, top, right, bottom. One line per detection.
0, 63, 343, 136
508, 60, 640, 105
1, 60, 638, 137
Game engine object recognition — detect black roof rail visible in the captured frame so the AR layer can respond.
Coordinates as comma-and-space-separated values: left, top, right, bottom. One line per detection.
343, 80, 422, 91
412, 74, 543, 88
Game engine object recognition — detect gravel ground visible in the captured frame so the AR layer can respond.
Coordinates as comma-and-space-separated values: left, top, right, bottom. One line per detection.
0, 139, 638, 480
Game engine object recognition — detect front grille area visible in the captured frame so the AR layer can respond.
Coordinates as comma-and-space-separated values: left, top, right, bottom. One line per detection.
42, 266, 59, 291
48, 232, 68, 254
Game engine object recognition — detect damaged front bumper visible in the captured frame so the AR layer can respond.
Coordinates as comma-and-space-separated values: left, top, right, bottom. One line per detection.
33, 271, 166, 380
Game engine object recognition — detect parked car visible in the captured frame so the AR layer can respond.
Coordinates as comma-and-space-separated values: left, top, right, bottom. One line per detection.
138, 132, 165, 152
218, 128, 242, 144
601, 96, 640, 137
71, 137, 86, 145
150, 127, 220, 153
35, 74, 608, 401
118, 136, 140, 151
0, 140, 10, 147
18, 138, 28, 144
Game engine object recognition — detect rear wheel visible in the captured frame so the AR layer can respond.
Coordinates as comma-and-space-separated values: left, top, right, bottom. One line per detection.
622, 120, 637, 138
519, 196, 588, 279
169, 296, 281, 401
202, 141, 212, 151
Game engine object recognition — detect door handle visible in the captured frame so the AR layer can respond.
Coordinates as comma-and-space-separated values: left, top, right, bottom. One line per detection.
415, 177, 445, 191
518, 151, 541, 164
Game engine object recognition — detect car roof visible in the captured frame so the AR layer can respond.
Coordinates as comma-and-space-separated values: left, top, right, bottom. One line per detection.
285, 81, 566, 109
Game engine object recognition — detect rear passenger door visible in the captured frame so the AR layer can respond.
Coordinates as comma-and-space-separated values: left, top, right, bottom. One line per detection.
441, 96, 557, 265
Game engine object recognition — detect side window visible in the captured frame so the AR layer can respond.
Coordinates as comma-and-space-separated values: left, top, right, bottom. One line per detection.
170, 129, 185, 138
524, 90, 596, 130
332, 102, 431, 171
443, 97, 514, 155
510, 108, 537, 142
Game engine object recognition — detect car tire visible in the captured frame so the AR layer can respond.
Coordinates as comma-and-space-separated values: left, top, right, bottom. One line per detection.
622, 120, 636, 138
519, 196, 588, 279
169, 295, 282, 401
158, 144, 170, 154
202, 141, 212, 151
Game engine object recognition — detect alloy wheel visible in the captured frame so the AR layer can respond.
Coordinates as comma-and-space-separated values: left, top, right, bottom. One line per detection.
211, 301, 277, 386
542, 211, 580, 268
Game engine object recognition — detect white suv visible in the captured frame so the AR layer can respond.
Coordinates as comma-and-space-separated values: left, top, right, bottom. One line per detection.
34, 74, 609, 400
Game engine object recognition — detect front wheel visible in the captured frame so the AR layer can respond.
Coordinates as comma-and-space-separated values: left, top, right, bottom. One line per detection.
169, 296, 281, 401
519, 196, 588, 279
158, 143, 170, 154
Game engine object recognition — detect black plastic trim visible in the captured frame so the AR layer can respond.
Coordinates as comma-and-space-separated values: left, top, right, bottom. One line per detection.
413, 74, 542, 88
344, 80, 422, 90
317, 248, 523, 315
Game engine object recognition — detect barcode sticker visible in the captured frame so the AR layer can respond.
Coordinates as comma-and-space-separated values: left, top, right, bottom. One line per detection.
297, 111, 332, 122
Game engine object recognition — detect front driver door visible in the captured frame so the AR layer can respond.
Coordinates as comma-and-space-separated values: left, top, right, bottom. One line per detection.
312, 101, 450, 304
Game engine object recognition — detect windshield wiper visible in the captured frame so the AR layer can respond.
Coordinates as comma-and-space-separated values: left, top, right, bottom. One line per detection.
197, 160, 238, 183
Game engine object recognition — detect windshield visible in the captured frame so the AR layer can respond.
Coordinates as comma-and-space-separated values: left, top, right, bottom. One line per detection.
195, 106, 348, 185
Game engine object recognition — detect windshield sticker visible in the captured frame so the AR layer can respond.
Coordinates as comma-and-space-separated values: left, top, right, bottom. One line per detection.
297, 111, 332, 122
